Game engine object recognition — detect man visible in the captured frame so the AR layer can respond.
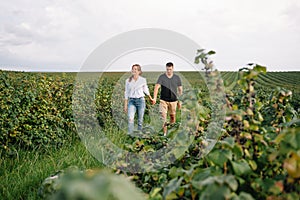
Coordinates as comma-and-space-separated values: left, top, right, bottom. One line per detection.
152, 62, 183, 135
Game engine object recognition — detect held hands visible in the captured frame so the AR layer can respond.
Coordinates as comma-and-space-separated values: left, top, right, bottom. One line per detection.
151, 98, 156, 105
149, 96, 156, 105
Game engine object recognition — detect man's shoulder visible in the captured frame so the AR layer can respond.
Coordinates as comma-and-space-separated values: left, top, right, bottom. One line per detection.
159, 73, 166, 77
173, 74, 181, 80
158, 73, 166, 80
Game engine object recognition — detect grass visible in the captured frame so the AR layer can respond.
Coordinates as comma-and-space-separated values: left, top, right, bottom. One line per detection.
1, 71, 300, 199
0, 141, 103, 200
0, 124, 131, 200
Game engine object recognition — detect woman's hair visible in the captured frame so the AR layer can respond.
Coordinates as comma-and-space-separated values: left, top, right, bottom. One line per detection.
129, 64, 142, 82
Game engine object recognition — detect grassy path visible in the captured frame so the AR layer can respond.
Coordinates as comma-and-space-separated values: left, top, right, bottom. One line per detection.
0, 141, 102, 199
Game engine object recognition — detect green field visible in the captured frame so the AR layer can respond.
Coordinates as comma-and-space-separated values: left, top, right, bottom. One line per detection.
1, 69, 300, 199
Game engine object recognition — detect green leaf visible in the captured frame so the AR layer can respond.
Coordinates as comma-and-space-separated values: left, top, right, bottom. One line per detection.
224, 175, 238, 191
207, 149, 232, 166
197, 49, 205, 54
163, 177, 183, 199
199, 184, 231, 200
191, 176, 216, 190
169, 167, 183, 178
192, 168, 212, 182
44, 169, 145, 200
192, 174, 237, 193
248, 160, 257, 170
232, 192, 255, 200
207, 50, 216, 55
149, 187, 162, 198
194, 56, 200, 64
231, 160, 252, 176
283, 131, 298, 149
253, 65, 267, 74
233, 144, 244, 159
179, 164, 198, 177
110, 174, 146, 200
220, 137, 235, 149
274, 132, 286, 144
172, 146, 187, 159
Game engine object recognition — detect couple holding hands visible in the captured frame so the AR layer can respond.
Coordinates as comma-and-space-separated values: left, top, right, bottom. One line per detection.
124, 62, 182, 136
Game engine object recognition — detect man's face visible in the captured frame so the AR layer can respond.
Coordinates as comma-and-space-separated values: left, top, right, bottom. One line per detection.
166, 66, 173, 76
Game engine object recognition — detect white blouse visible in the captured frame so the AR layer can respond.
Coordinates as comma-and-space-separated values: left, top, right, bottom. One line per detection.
124, 76, 150, 99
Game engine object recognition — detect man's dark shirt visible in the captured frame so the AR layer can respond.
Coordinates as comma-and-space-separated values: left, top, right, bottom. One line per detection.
157, 73, 182, 102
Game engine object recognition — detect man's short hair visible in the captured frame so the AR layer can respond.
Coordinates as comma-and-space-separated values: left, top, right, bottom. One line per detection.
166, 62, 174, 67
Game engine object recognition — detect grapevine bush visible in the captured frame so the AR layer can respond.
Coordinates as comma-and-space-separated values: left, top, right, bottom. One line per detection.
0, 71, 76, 154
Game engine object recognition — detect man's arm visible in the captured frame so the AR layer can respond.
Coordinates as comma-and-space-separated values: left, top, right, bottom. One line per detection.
177, 85, 183, 110
152, 84, 161, 105
178, 86, 183, 96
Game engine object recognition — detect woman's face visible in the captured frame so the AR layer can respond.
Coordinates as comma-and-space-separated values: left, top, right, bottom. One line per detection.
131, 65, 140, 75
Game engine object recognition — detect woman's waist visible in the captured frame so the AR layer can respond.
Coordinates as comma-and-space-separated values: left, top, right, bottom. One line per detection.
129, 96, 144, 99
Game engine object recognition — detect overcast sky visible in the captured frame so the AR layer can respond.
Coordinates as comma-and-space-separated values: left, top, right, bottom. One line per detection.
0, 0, 299, 72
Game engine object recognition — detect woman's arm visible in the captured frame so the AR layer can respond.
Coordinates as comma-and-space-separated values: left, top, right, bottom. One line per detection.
124, 79, 129, 112
124, 99, 128, 113
142, 78, 153, 103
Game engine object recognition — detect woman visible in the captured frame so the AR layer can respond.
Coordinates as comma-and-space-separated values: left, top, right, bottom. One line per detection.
124, 64, 153, 134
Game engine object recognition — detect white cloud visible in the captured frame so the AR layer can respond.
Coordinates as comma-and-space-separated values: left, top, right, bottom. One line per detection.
0, 0, 299, 71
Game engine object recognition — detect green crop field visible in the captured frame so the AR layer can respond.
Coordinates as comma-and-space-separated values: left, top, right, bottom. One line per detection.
0, 67, 300, 199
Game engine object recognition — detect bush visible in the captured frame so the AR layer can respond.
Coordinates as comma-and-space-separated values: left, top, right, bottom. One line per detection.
0, 71, 76, 154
